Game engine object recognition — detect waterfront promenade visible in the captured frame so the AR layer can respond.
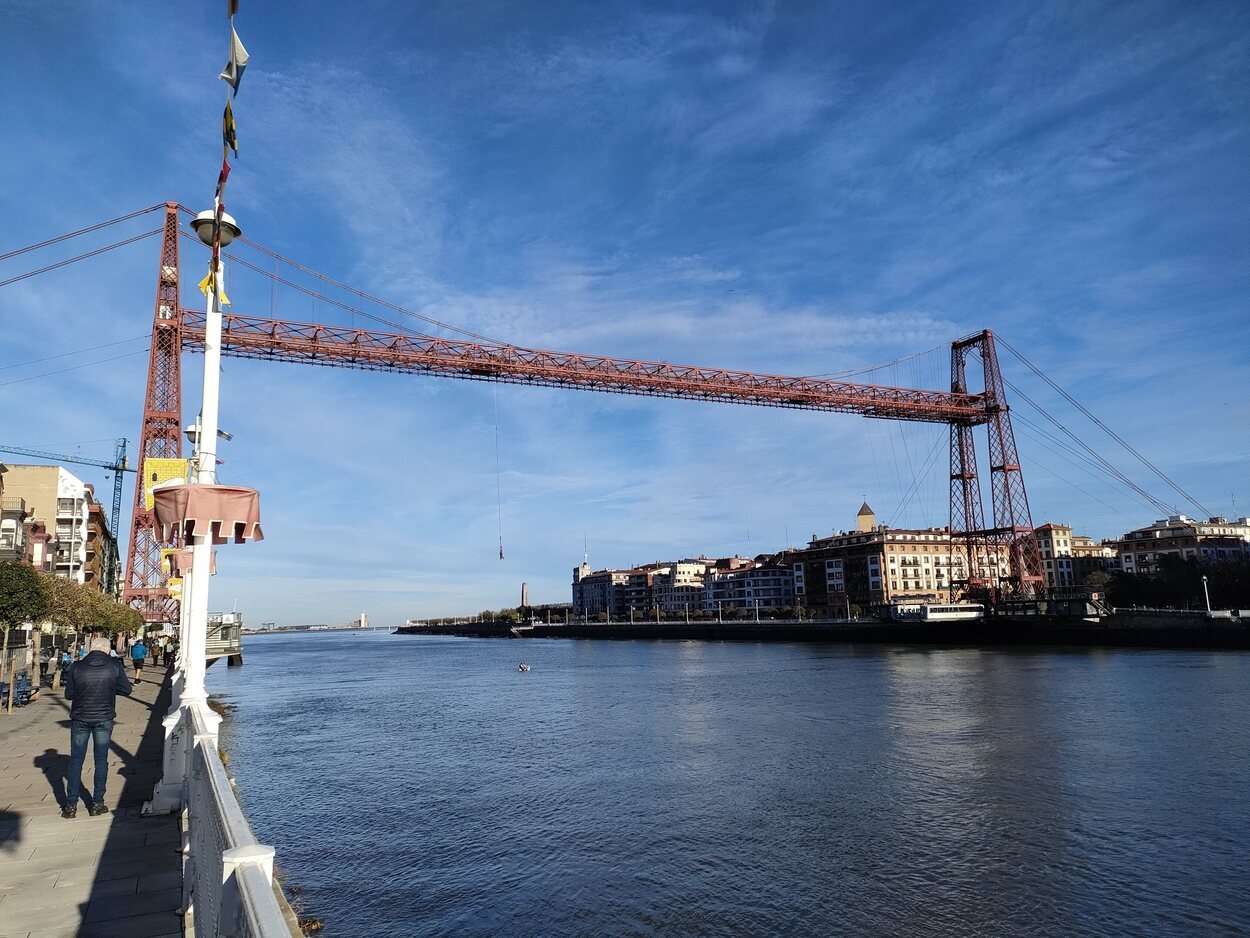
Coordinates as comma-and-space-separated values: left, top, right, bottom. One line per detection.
0, 663, 182, 938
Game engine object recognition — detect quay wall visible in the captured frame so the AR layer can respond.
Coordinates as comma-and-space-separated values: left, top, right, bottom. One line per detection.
396, 614, 1250, 650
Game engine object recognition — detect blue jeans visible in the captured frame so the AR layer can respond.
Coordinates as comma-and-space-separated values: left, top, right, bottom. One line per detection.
66, 718, 114, 807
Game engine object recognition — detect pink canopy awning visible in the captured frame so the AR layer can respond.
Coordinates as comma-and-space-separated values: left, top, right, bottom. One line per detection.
167, 548, 217, 577
152, 484, 264, 545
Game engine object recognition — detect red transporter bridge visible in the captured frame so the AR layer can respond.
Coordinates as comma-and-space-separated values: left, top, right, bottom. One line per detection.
121, 204, 1044, 620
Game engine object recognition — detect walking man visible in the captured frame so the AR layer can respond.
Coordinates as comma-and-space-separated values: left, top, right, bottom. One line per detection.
130, 636, 148, 684
63, 636, 132, 818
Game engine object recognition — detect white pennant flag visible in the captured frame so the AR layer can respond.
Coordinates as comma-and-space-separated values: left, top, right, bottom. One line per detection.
219, 26, 250, 96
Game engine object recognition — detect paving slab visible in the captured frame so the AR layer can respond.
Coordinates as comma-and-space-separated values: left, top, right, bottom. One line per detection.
0, 661, 183, 937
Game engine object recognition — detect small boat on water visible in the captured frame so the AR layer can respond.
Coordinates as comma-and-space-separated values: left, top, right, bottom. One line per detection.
518, 662, 531, 672
889, 602, 985, 622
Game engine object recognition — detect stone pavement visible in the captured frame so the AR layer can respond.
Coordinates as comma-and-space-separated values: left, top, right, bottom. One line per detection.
0, 661, 183, 938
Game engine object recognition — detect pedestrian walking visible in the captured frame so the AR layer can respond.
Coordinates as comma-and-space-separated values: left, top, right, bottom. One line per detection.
130, 637, 148, 684
63, 636, 132, 818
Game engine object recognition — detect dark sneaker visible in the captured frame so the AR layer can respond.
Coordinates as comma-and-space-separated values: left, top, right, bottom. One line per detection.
88, 803, 110, 817
61, 805, 77, 819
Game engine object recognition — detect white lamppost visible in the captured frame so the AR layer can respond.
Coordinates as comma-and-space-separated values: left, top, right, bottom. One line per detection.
1202, 575, 1211, 613
181, 208, 241, 710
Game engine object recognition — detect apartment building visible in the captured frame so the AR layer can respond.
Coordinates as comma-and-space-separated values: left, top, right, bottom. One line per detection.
572, 557, 667, 618
0, 495, 27, 562
790, 503, 1008, 615
0, 465, 91, 584
651, 560, 711, 613
702, 559, 795, 614
85, 488, 118, 596
1069, 534, 1117, 583
1034, 523, 1075, 588
572, 554, 793, 617
1116, 515, 1250, 575
1, 463, 29, 562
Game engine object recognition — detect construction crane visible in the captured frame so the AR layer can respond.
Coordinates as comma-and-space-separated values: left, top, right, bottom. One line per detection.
0, 439, 131, 595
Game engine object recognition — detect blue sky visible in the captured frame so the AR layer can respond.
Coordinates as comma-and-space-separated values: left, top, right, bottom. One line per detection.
2, 1, 1247, 624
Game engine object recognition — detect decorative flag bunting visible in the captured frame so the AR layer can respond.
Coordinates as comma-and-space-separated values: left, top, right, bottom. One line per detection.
222, 101, 238, 157
214, 156, 231, 203
199, 1, 245, 308
219, 26, 250, 96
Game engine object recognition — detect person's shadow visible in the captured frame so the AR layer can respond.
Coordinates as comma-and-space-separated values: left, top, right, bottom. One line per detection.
33, 748, 78, 809
1, 808, 22, 856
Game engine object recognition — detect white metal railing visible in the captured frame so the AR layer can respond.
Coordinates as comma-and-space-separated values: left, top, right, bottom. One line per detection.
148, 699, 293, 937
188, 704, 291, 937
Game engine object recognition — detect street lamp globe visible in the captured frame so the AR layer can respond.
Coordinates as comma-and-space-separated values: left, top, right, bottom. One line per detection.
190, 210, 242, 247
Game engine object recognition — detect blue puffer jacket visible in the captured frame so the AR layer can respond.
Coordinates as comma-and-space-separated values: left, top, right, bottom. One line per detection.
65, 651, 133, 722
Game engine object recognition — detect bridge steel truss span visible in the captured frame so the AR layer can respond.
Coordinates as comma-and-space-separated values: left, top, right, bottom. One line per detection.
121, 209, 1043, 618
180, 310, 986, 423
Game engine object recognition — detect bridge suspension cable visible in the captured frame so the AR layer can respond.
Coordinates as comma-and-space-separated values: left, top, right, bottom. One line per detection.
176, 205, 507, 344
1, 335, 150, 372
1011, 421, 1148, 524
202, 235, 422, 337
0, 204, 164, 262
0, 229, 162, 288
0, 347, 151, 390
997, 337, 1211, 519
1008, 406, 1175, 517
803, 343, 946, 381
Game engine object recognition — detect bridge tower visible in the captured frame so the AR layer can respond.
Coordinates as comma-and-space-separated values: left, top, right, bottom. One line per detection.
949, 330, 1045, 598
122, 202, 183, 621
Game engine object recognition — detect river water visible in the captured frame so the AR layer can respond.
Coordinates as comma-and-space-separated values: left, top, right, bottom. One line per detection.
209, 631, 1250, 936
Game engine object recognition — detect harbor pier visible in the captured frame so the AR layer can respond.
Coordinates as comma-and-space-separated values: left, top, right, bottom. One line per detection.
398, 611, 1250, 650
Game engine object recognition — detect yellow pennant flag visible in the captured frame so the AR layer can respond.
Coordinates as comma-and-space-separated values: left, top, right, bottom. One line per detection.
197, 268, 232, 307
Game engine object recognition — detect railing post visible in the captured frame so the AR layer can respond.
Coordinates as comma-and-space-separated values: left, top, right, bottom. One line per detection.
145, 705, 189, 815
219, 844, 276, 936
189, 698, 223, 747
